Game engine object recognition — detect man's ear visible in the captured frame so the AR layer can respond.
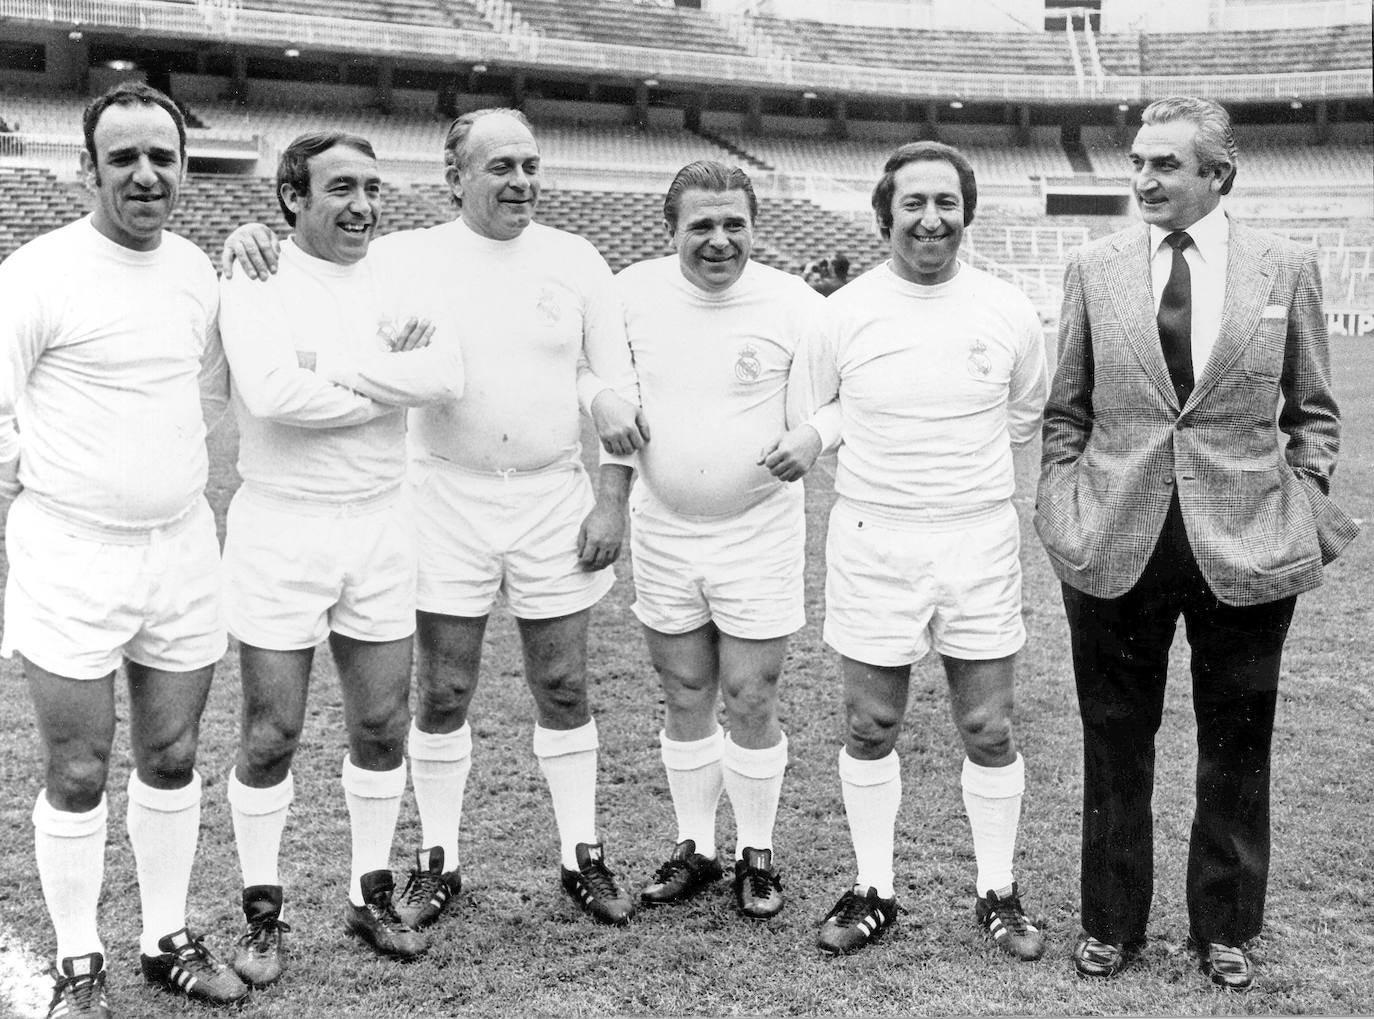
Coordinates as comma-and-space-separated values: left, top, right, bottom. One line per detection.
279, 181, 304, 217
79, 149, 98, 190
444, 163, 462, 203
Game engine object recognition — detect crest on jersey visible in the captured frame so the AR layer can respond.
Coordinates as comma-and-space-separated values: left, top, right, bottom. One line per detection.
536, 288, 561, 325
967, 339, 991, 377
734, 344, 762, 382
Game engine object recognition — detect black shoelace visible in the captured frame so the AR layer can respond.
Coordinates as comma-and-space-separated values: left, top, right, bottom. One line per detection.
240, 914, 290, 950
652, 858, 691, 883
988, 895, 1032, 933
833, 891, 879, 927
580, 860, 620, 898
400, 869, 444, 906
52, 970, 105, 1012
742, 866, 781, 898
367, 900, 411, 933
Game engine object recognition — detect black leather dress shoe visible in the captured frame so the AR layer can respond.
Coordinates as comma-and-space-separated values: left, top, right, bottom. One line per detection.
1200, 942, 1254, 990
1072, 933, 1136, 978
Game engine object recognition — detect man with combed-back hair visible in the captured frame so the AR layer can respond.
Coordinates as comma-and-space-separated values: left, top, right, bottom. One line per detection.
221, 107, 646, 929
219, 131, 465, 986
1037, 96, 1358, 989
612, 160, 829, 920
0, 80, 247, 1017
795, 140, 1049, 962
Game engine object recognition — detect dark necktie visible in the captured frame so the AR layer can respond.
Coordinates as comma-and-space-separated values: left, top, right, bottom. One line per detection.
1157, 230, 1194, 406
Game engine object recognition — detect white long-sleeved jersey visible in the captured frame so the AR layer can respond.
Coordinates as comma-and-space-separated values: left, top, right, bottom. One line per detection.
805, 260, 1048, 520
375, 219, 638, 473
615, 256, 827, 518
219, 238, 464, 504
0, 216, 227, 535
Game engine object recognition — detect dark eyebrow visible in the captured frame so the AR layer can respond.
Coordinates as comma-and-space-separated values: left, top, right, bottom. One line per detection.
324, 173, 382, 189
106, 143, 178, 160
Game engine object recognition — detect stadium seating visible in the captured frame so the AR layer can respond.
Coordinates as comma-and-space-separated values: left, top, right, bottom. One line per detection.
721, 133, 1076, 185
752, 17, 1076, 75
1096, 24, 1370, 77
3, 162, 1369, 312
227, 0, 483, 30
505, 0, 750, 54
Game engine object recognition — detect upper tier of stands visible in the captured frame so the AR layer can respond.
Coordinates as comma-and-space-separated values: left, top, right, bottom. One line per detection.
90, 0, 1372, 78
506, 0, 750, 54
168, 0, 491, 33
1095, 24, 1370, 76
753, 17, 1075, 75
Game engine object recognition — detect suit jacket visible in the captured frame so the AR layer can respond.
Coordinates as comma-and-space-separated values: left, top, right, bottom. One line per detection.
1035, 217, 1359, 606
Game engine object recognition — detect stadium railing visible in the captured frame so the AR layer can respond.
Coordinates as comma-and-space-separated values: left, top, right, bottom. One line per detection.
2, 0, 1368, 104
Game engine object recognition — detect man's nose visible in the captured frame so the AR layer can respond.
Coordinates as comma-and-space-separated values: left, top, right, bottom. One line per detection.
132, 156, 157, 187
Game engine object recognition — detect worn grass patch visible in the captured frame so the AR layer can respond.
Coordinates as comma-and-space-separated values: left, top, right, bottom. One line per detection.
0, 339, 1370, 1017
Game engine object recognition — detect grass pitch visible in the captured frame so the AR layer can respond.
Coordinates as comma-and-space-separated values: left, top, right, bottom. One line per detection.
0, 340, 1370, 1018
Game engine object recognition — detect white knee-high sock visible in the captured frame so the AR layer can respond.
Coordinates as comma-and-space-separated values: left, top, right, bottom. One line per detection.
961, 754, 1025, 896
407, 721, 472, 869
533, 719, 599, 869
227, 770, 293, 889
340, 757, 406, 906
126, 771, 202, 957
722, 731, 788, 860
33, 792, 107, 963
659, 728, 724, 857
838, 748, 901, 899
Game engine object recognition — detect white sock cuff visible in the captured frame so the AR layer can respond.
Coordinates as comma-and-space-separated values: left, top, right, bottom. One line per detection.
340, 756, 407, 799
722, 730, 788, 779
408, 720, 472, 762
32, 792, 107, 837
532, 718, 598, 759
961, 754, 1025, 799
659, 728, 724, 771
127, 770, 202, 813
838, 746, 900, 787
226, 770, 294, 815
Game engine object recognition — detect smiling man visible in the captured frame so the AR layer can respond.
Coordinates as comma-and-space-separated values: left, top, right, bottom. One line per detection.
795, 141, 1048, 960
218, 131, 464, 985
220, 109, 644, 930
1037, 96, 1357, 990
611, 161, 827, 920
0, 81, 245, 1017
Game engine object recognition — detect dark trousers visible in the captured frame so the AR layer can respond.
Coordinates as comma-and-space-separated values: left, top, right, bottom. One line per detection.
1061, 498, 1296, 948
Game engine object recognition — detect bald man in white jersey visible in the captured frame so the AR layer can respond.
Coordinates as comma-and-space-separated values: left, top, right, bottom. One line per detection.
223, 108, 646, 928
613, 161, 828, 920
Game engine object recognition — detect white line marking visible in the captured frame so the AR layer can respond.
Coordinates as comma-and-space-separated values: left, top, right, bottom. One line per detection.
0, 926, 50, 1019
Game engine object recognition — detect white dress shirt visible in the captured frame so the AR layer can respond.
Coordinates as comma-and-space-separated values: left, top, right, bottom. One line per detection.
1149, 202, 1229, 381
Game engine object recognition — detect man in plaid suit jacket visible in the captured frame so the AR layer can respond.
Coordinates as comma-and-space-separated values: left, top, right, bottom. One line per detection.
1036, 96, 1358, 990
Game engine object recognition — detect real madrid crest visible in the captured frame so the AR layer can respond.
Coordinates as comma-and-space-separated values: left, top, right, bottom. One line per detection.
967, 339, 991, 378
734, 344, 762, 383
536, 288, 561, 325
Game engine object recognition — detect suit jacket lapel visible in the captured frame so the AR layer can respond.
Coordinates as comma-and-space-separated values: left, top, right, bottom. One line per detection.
1105, 225, 1178, 407
1188, 221, 1273, 408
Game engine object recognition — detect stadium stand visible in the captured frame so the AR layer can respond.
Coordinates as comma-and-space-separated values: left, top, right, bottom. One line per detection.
718, 133, 1077, 185
506, 0, 751, 54
0, 0, 1368, 317
1096, 24, 1371, 77
168, 0, 490, 31
751, 17, 1076, 75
